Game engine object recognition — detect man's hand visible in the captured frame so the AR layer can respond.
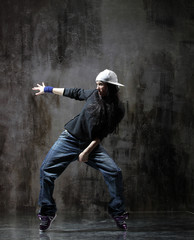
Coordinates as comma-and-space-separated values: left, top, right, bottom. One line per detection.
78, 138, 100, 163
79, 151, 89, 162
32, 82, 45, 95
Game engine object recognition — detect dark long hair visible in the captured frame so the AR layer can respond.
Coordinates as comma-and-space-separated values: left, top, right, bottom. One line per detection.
88, 84, 125, 135
104, 84, 125, 133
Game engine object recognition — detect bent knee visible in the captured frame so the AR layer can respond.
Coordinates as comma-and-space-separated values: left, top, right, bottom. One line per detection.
40, 165, 53, 179
104, 167, 122, 179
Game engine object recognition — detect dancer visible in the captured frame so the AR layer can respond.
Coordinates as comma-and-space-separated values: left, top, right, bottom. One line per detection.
32, 69, 128, 231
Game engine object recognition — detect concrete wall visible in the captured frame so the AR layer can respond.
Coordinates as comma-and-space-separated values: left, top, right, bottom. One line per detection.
1, 0, 194, 213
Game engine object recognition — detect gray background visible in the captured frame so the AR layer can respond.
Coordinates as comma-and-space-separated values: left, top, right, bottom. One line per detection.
0, 0, 194, 214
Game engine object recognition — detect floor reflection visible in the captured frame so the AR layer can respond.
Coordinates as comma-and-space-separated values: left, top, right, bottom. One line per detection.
0, 211, 193, 240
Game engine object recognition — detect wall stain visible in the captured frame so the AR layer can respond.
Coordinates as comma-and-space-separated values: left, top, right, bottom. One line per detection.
128, 50, 191, 210
56, 0, 102, 65
143, 0, 175, 27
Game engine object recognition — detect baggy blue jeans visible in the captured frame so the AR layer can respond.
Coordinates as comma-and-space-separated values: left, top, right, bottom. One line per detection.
38, 130, 125, 217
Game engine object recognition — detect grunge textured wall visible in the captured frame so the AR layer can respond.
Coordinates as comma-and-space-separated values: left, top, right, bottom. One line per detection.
0, 0, 194, 213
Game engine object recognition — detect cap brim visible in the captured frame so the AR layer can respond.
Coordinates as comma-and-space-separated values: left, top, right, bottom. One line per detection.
107, 81, 125, 87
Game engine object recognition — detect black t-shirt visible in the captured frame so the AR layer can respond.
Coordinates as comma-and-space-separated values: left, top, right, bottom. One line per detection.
63, 88, 124, 142
63, 88, 106, 142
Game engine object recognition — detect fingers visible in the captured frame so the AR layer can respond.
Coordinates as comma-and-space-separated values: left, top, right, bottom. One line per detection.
32, 87, 39, 91
35, 91, 42, 96
32, 82, 45, 95
32, 87, 42, 92
78, 153, 89, 162
36, 82, 45, 87
32, 85, 45, 96
34, 82, 45, 88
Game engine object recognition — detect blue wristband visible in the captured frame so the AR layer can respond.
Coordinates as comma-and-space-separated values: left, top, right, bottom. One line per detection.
44, 86, 53, 93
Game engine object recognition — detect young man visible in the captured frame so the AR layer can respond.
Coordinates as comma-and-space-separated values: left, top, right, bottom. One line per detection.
32, 69, 128, 231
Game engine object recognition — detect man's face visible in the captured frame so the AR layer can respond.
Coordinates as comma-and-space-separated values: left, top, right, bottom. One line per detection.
96, 81, 108, 97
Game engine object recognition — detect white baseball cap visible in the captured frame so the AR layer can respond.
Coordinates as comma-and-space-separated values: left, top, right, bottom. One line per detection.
96, 69, 125, 87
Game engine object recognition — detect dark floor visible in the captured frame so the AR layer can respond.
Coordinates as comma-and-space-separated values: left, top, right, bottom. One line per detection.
0, 211, 194, 240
